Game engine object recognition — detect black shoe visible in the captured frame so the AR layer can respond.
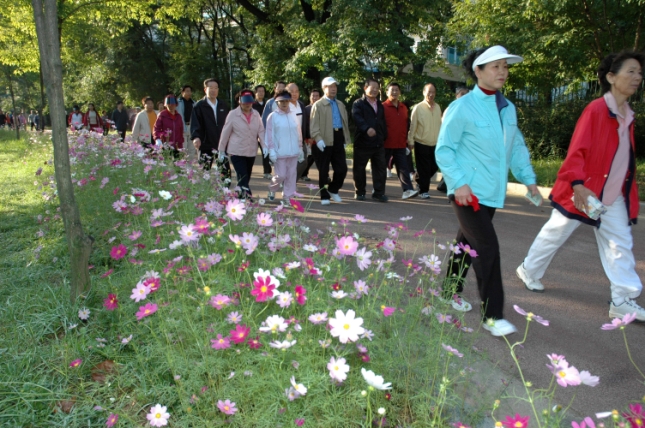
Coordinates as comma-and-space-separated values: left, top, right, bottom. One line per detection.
354, 194, 366, 201
372, 194, 389, 202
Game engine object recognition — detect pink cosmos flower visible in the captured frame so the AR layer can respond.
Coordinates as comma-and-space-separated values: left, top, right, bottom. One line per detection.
143, 277, 161, 293
210, 294, 231, 310
241, 232, 259, 255
211, 334, 231, 350
336, 236, 358, 256
458, 242, 478, 258
251, 276, 276, 302
130, 282, 150, 302
382, 238, 396, 251
308, 312, 328, 324
381, 306, 396, 317
571, 417, 595, 428
295, 419, 305, 427
248, 336, 262, 349
579, 370, 599, 387
601, 312, 637, 330
501, 414, 529, 428
101, 269, 114, 278
128, 230, 142, 241
513, 305, 549, 326
217, 399, 238, 415
110, 244, 128, 260
226, 311, 242, 324
229, 324, 250, 344
69, 359, 82, 368
178, 224, 200, 243
355, 214, 367, 223
442, 343, 463, 357
290, 198, 304, 213
276, 291, 294, 308
226, 199, 246, 221
103, 293, 118, 311
294, 285, 307, 305
355, 247, 372, 271
551, 362, 581, 387
197, 258, 211, 272
257, 212, 273, 227
106, 413, 119, 427
136, 303, 158, 320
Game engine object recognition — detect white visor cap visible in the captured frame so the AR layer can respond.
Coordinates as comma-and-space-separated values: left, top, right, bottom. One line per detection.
321, 76, 339, 87
472, 45, 523, 70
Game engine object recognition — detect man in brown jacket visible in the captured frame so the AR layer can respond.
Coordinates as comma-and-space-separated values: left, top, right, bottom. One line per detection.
309, 77, 350, 205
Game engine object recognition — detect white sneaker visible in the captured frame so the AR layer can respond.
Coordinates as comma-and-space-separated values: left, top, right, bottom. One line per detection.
268, 191, 275, 201
329, 192, 342, 203
482, 319, 517, 337
263, 174, 272, 179
321, 199, 331, 206
451, 296, 472, 312
419, 192, 430, 199
516, 263, 544, 292
387, 169, 393, 178
402, 189, 419, 199
609, 298, 645, 321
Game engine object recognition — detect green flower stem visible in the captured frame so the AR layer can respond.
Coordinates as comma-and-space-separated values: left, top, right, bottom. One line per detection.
622, 328, 645, 380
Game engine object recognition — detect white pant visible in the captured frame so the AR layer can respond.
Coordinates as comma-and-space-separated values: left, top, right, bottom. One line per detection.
523, 196, 642, 302
184, 129, 196, 161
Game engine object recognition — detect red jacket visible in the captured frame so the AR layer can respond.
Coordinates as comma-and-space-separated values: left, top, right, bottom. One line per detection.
550, 96, 639, 226
382, 99, 409, 149
153, 109, 184, 149
82, 111, 103, 130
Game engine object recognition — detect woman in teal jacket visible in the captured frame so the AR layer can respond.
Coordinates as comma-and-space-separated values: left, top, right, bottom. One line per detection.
436, 45, 541, 337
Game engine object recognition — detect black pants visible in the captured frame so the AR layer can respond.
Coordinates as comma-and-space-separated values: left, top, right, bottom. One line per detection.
230, 155, 255, 197
199, 149, 230, 178
118, 129, 126, 141
414, 142, 438, 193
259, 141, 272, 174
312, 130, 347, 200
353, 145, 387, 197
300, 154, 315, 178
385, 148, 414, 191
445, 203, 504, 320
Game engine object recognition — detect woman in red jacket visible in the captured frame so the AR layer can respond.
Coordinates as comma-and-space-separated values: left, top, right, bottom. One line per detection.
82, 103, 103, 132
517, 51, 644, 321
154, 95, 184, 151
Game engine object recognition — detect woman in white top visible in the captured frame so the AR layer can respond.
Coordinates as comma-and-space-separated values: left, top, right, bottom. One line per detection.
265, 90, 303, 201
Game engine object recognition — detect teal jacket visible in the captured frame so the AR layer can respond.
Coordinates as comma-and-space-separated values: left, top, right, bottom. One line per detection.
436, 86, 536, 208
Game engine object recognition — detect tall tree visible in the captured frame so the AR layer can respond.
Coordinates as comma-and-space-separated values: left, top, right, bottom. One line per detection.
32, 0, 93, 302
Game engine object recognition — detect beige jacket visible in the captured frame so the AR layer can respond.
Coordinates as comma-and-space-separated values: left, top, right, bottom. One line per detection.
309, 97, 351, 147
132, 110, 154, 142
408, 101, 442, 146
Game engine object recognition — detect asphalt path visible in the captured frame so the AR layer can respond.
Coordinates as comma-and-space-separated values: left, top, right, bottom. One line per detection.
249, 158, 645, 416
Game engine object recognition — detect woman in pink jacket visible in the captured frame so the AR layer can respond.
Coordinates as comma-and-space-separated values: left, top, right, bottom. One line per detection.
154, 95, 184, 151
218, 89, 266, 200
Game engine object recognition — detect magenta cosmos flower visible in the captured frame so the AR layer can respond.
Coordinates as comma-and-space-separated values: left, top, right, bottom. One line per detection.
110, 244, 128, 260
136, 303, 158, 320
336, 236, 358, 256
217, 399, 238, 415
226, 199, 246, 221
69, 359, 82, 368
211, 334, 231, 350
251, 276, 276, 302
294, 285, 307, 305
229, 324, 250, 344
106, 413, 119, 427
103, 293, 119, 311
623, 403, 645, 427
381, 306, 395, 317
501, 414, 529, 428
290, 198, 304, 213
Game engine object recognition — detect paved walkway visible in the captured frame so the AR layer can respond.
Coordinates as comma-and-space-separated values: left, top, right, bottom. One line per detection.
248, 158, 645, 416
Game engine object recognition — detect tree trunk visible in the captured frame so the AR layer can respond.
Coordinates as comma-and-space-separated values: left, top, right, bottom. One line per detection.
32, 0, 93, 303
39, 64, 46, 131
6, 72, 20, 140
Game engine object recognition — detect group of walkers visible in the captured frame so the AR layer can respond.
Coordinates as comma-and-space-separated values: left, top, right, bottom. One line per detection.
63, 45, 644, 335
0, 110, 41, 130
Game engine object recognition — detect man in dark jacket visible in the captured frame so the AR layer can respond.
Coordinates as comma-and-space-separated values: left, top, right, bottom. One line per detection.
299, 89, 321, 181
252, 85, 272, 178
190, 78, 230, 171
111, 101, 129, 141
352, 78, 388, 202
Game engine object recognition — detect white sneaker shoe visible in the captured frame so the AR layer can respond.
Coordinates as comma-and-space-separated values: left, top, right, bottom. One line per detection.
402, 189, 419, 199
419, 192, 430, 199
441, 294, 472, 312
482, 319, 517, 337
516, 263, 544, 292
329, 192, 342, 203
263, 173, 272, 179
609, 298, 645, 321
268, 191, 275, 201
321, 199, 331, 206
387, 169, 393, 178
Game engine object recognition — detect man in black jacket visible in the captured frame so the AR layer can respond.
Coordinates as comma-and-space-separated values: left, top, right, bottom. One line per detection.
111, 101, 130, 141
352, 78, 388, 202
190, 78, 230, 172
299, 89, 321, 181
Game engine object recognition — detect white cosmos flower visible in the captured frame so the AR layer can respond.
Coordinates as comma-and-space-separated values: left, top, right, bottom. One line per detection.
327, 356, 350, 382
361, 368, 392, 390
329, 309, 365, 343
159, 190, 172, 200
269, 340, 296, 349
331, 290, 348, 299
259, 315, 288, 333
290, 376, 307, 396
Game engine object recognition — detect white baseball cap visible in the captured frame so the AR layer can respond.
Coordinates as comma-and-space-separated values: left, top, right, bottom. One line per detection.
321, 77, 339, 87
472, 45, 523, 70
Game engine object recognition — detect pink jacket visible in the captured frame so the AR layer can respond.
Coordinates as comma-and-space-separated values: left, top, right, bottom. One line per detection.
153, 109, 184, 149
218, 107, 265, 157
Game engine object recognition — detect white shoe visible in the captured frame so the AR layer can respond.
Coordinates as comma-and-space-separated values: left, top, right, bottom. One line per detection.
409, 173, 415, 183
329, 192, 342, 203
419, 192, 430, 199
402, 189, 419, 199
516, 263, 544, 292
482, 319, 517, 337
387, 169, 393, 178
321, 199, 331, 206
609, 298, 645, 321
263, 174, 272, 179
268, 191, 275, 201
441, 295, 472, 312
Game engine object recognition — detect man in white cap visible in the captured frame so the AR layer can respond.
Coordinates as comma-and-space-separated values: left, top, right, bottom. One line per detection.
309, 77, 350, 205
